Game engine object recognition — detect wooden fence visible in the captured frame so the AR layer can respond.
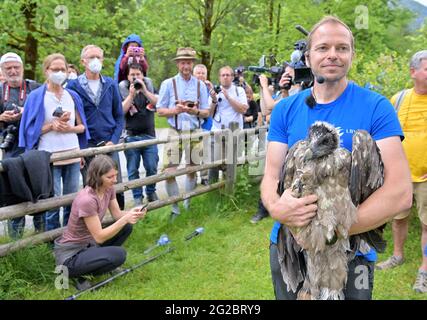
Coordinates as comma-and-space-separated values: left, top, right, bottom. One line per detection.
0, 123, 268, 257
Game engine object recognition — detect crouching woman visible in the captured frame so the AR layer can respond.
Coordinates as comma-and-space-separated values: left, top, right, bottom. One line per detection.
54, 155, 146, 288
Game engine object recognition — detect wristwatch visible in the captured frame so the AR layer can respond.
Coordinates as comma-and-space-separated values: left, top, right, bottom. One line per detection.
196, 110, 200, 116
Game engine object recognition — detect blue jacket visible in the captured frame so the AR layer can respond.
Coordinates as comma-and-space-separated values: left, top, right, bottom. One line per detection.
19, 84, 90, 150
66, 75, 124, 144
114, 34, 143, 82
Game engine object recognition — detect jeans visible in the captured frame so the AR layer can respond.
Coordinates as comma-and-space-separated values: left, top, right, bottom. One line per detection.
45, 162, 80, 231
8, 213, 45, 240
124, 135, 159, 201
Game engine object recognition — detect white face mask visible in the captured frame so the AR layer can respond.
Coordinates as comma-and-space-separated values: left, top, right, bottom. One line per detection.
68, 72, 78, 80
49, 71, 67, 85
88, 58, 102, 74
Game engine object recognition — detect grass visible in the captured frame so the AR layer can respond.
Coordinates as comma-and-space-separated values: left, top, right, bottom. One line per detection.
0, 171, 426, 300
155, 113, 169, 129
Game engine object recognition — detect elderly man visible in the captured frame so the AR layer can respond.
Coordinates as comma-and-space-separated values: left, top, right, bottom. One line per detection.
157, 48, 209, 219
376, 50, 427, 293
67, 45, 125, 209
0, 52, 41, 238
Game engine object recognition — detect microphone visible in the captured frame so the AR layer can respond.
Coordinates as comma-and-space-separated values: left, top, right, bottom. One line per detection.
290, 50, 302, 64
316, 75, 325, 84
184, 227, 204, 241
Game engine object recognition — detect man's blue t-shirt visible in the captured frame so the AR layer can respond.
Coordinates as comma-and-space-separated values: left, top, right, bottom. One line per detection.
267, 81, 403, 262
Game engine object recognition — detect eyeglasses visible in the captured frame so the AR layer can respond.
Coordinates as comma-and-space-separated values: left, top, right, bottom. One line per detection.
220, 74, 232, 77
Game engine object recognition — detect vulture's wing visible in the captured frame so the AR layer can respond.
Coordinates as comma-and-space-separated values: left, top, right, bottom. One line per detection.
349, 130, 384, 206
349, 130, 386, 252
277, 140, 306, 196
276, 140, 307, 292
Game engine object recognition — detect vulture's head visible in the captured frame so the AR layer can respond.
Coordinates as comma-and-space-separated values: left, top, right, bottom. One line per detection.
304, 121, 340, 160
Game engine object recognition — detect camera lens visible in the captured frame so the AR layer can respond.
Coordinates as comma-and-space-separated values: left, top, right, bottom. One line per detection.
133, 80, 142, 90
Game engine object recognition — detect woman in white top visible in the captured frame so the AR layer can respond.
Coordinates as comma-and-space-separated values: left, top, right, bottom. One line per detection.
19, 53, 90, 231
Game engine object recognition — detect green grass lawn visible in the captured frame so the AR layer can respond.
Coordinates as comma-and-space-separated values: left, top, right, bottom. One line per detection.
0, 176, 426, 300
155, 113, 169, 129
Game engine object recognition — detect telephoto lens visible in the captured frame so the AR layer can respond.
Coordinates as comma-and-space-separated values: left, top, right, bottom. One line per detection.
133, 78, 143, 90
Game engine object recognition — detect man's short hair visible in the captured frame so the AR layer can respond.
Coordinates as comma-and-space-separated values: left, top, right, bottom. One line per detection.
80, 45, 104, 59
410, 50, 427, 70
307, 16, 354, 52
194, 64, 207, 72
127, 63, 143, 75
219, 66, 234, 76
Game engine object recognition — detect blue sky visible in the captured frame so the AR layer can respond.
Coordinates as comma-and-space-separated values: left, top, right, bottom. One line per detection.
414, 0, 427, 6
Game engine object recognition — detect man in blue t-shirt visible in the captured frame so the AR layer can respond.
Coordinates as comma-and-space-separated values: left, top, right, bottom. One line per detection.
260, 16, 413, 300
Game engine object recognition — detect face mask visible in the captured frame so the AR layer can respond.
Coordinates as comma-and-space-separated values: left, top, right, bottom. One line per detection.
88, 58, 102, 74
68, 72, 77, 80
49, 71, 67, 85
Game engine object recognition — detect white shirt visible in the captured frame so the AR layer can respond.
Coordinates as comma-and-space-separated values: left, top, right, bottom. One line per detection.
211, 84, 247, 131
87, 79, 101, 97
38, 90, 79, 153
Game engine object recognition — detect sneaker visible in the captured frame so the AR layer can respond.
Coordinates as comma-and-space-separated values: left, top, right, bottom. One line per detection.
375, 256, 405, 270
74, 277, 92, 291
200, 178, 209, 186
147, 192, 159, 202
413, 271, 427, 293
250, 211, 268, 224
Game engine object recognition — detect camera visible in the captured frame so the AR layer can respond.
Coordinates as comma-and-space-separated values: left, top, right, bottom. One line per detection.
130, 47, 143, 55
248, 64, 285, 91
132, 77, 143, 91
5, 103, 21, 114
0, 124, 18, 150
183, 100, 197, 108
52, 106, 64, 118
213, 85, 222, 94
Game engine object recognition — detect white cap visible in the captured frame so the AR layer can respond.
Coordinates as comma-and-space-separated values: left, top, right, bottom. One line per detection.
0, 52, 23, 66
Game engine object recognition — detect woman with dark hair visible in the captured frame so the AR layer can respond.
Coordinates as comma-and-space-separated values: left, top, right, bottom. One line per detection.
54, 155, 146, 290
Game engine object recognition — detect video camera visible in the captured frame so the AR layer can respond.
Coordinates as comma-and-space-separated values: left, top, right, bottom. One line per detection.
247, 55, 286, 91
248, 25, 316, 91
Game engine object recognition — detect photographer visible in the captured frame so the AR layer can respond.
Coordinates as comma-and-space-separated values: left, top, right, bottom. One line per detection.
0, 52, 40, 158
209, 66, 248, 182
157, 47, 209, 219
258, 63, 300, 123
0, 52, 42, 239
114, 34, 149, 82
119, 63, 159, 205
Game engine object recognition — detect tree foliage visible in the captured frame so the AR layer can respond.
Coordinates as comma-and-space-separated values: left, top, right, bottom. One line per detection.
0, 0, 423, 92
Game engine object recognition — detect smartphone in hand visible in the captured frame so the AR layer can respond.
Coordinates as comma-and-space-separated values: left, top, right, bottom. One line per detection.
138, 203, 148, 212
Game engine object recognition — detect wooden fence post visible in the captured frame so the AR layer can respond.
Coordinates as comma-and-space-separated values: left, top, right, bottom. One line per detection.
225, 121, 239, 193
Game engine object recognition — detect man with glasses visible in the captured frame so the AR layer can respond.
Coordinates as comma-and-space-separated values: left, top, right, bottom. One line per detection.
208, 66, 248, 182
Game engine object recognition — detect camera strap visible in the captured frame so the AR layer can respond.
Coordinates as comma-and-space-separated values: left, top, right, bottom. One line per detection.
3, 81, 27, 105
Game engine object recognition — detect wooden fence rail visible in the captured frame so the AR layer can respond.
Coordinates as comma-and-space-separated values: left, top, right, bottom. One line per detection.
0, 123, 268, 257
